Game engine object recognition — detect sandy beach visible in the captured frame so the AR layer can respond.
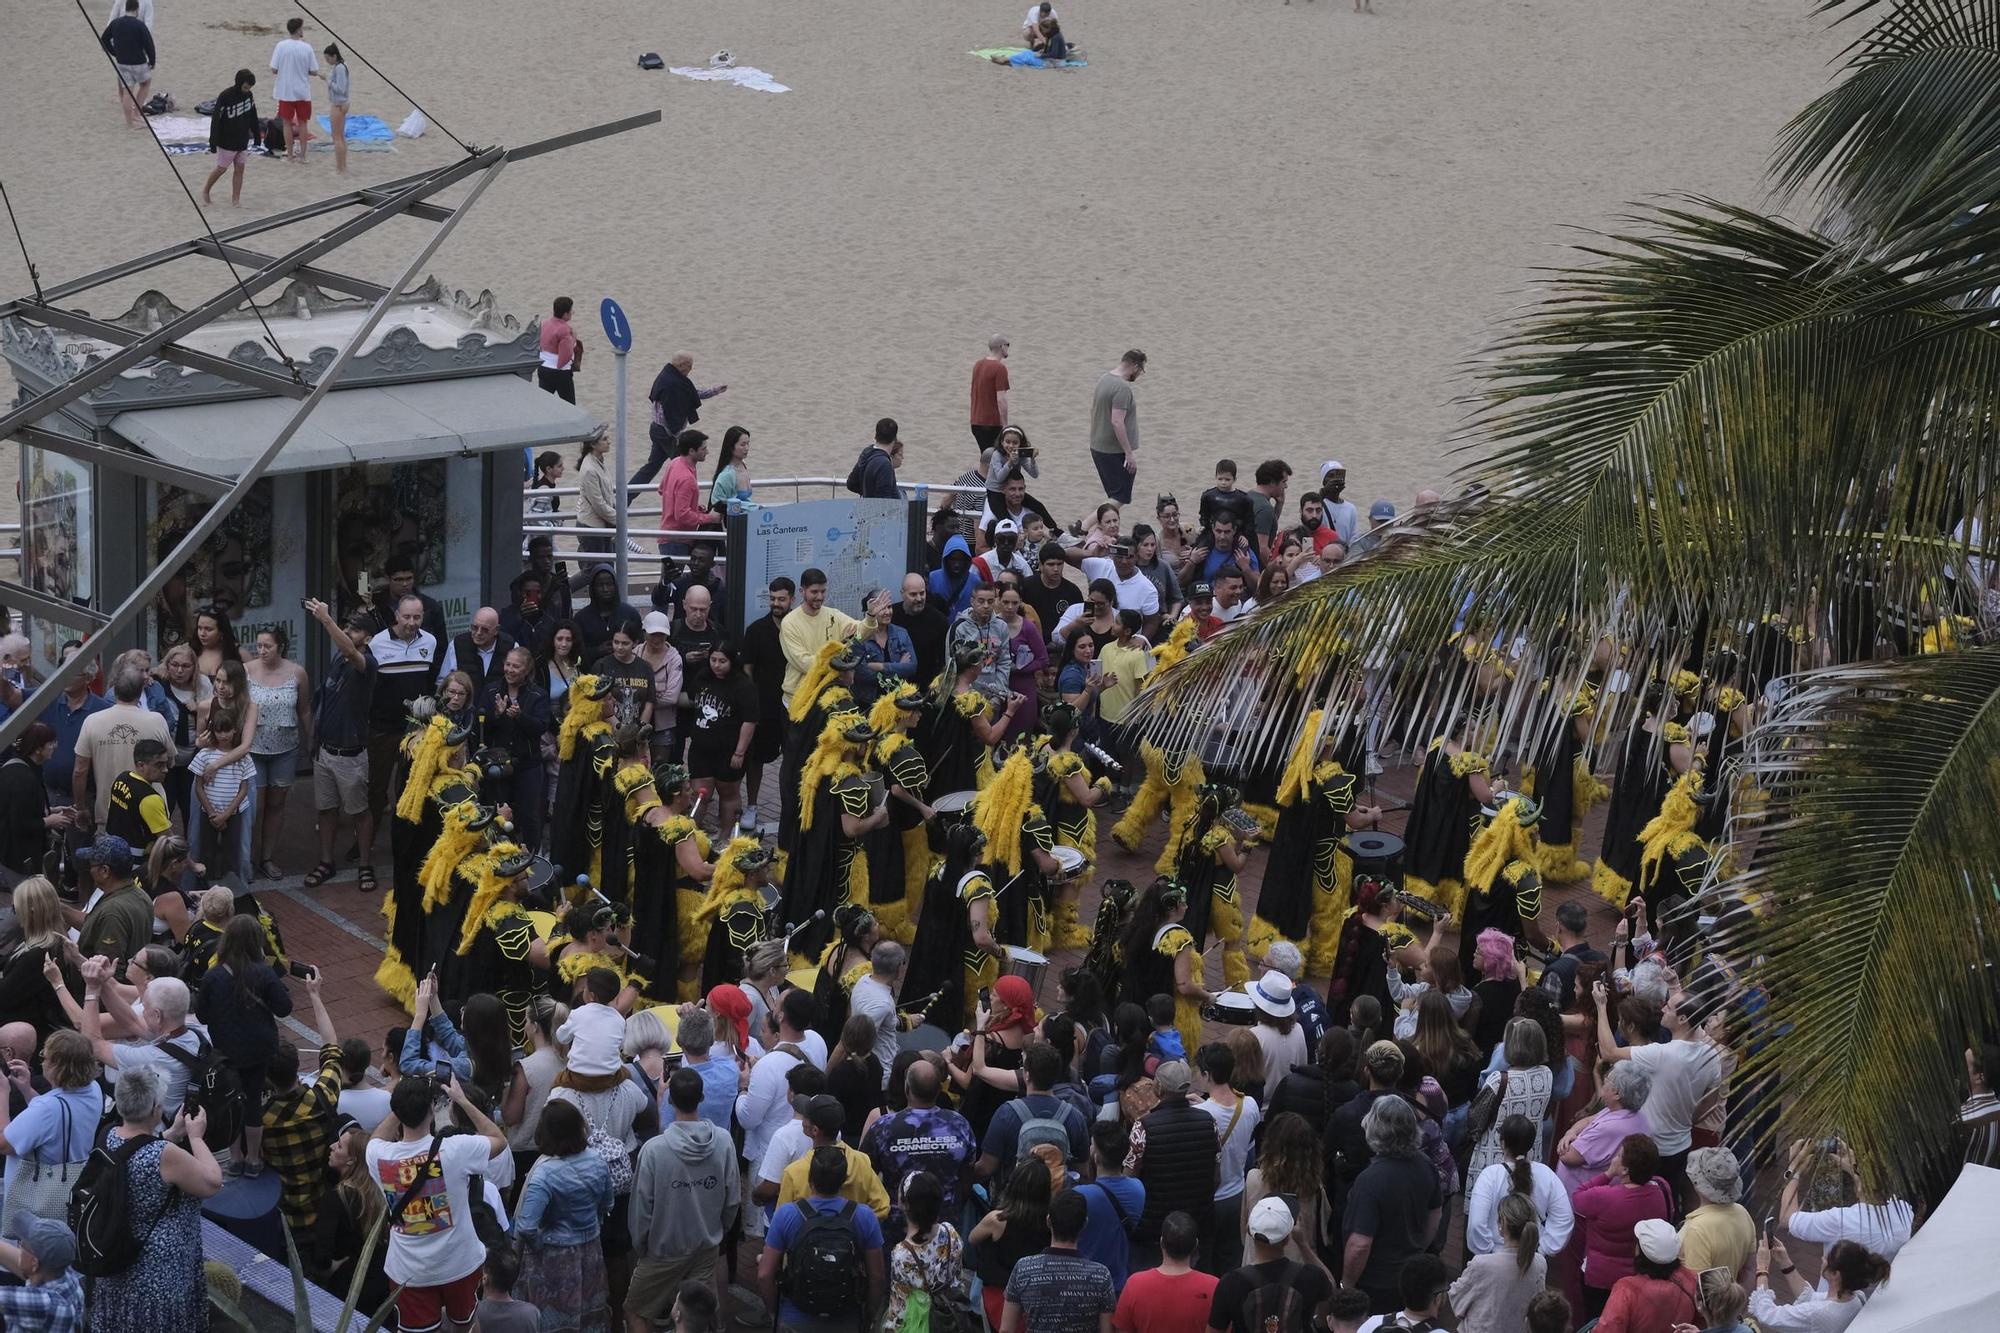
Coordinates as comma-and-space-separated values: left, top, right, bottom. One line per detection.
1, 0, 1838, 515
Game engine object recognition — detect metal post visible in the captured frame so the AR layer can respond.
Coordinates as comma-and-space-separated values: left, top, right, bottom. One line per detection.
614, 346, 629, 593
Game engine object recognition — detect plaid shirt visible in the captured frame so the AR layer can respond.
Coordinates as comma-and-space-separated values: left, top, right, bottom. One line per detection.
263, 1042, 343, 1231
0, 1270, 84, 1333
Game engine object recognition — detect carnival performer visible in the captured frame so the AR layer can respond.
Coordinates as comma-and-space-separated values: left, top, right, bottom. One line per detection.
1402, 713, 1493, 920
1592, 682, 1694, 910
621, 762, 714, 1001
549, 674, 617, 887
377, 705, 479, 1007
601, 724, 656, 909
1107, 618, 1200, 856
1694, 664, 1751, 844
971, 744, 1064, 954
1117, 876, 1212, 1059
1255, 709, 1381, 976
811, 902, 881, 1046
1168, 782, 1256, 989
1326, 876, 1397, 1027
904, 822, 995, 1035
696, 836, 774, 995
1036, 703, 1113, 948
919, 643, 1020, 798
1521, 683, 1606, 883
426, 802, 504, 1008
780, 713, 889, 961
779, 640, 861, 853
453, 842, 550, 1047
865, 682, 933, 944
550, 897, 650, 1011
1461, 792, 1545, 963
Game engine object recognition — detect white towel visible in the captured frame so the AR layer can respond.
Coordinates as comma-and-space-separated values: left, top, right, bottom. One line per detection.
670, 65, 791, 94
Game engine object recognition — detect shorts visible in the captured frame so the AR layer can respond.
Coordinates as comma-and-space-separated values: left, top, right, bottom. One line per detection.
395, 1263, 482, 1333
688, 744, 742, 784
626, 1248, 715, 1322
214, 148, 249, 167
278, 98, 312, 123
314, 747, 370, 816
1091, 448, 1135, 505
116, 62, 151, 89
251, 747, 297, 789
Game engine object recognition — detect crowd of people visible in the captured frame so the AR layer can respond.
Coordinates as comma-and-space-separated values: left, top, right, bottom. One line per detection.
0, 329, 1983, 1333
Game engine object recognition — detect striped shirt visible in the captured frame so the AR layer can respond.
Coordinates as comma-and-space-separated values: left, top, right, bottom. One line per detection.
368, 626, 438, 730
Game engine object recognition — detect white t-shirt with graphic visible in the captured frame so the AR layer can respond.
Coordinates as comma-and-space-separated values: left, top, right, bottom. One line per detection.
368, 1133, 492, 1288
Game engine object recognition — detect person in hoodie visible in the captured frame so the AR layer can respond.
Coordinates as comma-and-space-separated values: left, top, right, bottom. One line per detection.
202, 69, 258, 208
927, 535, 983, 620
573, 563, 640, 666
500, 566, 554, 648
629, 1067, 742, 1331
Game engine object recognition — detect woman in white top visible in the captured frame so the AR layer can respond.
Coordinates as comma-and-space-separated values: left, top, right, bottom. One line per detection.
244, 628, 311, 880
501, 997, 569, 1180
574, 427, 619, 557
1246, 972, 1309, 1104
322, 43, 350, 174
1466, 1114, 1574, 1256
1749, 1236, 1891, 1332
156, 645, 212, 822
1195, 1039, 1261, 1276
1466, 1019, 1558, 1181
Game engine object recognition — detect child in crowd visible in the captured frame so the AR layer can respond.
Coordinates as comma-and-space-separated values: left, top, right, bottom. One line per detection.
1146, 992, 1185, 1064
189, 719, 255, 878
1389, 938, 1478, 1040
555, 967, 628, 1082
472, 1244, 538, 1333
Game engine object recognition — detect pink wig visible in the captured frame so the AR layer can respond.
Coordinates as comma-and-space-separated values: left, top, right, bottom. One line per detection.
1474, 928, 1517, 982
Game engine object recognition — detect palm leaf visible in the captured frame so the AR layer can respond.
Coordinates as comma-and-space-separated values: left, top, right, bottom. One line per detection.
1725, 645, 2000, 1198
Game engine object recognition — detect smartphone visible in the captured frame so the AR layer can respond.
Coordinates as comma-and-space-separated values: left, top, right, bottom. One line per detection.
288, 962, 315, 980
978, 986, 991, 1009
1762, 1213, 1777, 1239
435, 1061, 455, 1080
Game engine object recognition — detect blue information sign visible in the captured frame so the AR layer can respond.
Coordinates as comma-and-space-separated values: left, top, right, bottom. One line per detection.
599, 297, 632, 353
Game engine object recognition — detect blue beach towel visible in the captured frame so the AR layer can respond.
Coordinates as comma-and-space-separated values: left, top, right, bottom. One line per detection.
315, 113, 394, 141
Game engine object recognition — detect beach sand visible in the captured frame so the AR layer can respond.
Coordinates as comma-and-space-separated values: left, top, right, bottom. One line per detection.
1, 0, 1837, 518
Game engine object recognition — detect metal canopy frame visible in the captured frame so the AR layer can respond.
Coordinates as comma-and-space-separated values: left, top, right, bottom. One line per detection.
0, 110, 658, 750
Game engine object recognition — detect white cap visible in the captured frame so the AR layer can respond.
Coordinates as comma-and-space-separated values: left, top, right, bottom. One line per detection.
1248, 973, 1296, 1019
1319, 460, 1346, 479
641, 611, 673, 636
993, 518, 1021, 536
1246, 1195, 1295, 1243
1633, 1218, 1681, 1263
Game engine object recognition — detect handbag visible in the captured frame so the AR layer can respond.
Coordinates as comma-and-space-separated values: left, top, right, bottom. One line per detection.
1464, 1069, 1510, 1146
0, 1097, 93, 1237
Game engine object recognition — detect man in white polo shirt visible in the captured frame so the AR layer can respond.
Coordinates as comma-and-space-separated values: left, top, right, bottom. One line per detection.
1073, 539, 1160, 637
366, 595, 438, 828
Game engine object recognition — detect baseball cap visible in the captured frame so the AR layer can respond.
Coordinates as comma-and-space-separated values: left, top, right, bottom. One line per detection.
993, 518, 1021, 536
1190, 581, 1213, 598
805, 1095, 846, 1137
1368, 499, 1396, 521
1633, 1217, 1681, 1263
75, 833, 133, 874
1319, 460, 1346, 480
1246, 1195, 1295, 1243
1153, 1059, 1192, 1099
641, 611, 673, 637
10, 1216, 76, 1274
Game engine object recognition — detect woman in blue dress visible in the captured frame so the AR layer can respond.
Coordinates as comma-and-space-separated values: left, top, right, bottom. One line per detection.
90, 1063, 222, 1333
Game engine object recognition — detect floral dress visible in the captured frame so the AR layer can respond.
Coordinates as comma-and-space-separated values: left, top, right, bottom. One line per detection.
88, 1133, 206, 1333
887, 1222, 965, 1328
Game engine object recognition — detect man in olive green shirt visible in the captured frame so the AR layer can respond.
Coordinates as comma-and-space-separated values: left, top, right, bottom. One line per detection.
73, 835, 152, 976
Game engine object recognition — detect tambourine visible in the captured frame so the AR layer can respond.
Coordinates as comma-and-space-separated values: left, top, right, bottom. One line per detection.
1220, 808, 1262, 844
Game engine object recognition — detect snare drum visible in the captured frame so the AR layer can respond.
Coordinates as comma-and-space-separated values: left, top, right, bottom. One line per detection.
932, 790, 979, 816
1203, 990, 1258, 1027
1003, 945, 1049, 997
1343, 830, 1406, 880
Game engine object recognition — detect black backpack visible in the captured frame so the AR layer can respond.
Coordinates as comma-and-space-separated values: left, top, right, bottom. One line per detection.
1236, 1260, 1313, 1333
69, 1132, 167, 1278
783, 1199, 863, 1318
161, 1032, 248, 1154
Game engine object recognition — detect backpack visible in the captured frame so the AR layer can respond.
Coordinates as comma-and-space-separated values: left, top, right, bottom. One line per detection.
784, 1198, 863, 1318
563, 1092, 634, 1193
69, 1132, 166, 1278
637, 52, 665, 69
1011, 1097, 1073, 1165
161, 1031, 247, 1155
1235, 1259, 1312, 1333
892, 1238, 970, 1333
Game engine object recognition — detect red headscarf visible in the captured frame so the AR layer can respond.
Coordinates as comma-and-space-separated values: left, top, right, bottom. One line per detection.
992, 975, 1037, 1033
707, 984, 752, 1052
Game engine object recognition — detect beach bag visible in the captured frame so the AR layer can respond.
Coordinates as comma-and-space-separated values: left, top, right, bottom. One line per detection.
397, 110, 428, 138
69, 1133, 167, 1278
162, 1030, 249, 1155
637, 52, 665, 70
785, 1199, 863, 1317
0, 1097, 93, 1237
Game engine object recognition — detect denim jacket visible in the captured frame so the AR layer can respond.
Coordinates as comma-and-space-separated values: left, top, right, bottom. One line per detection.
515, 1150, 614, 1245
852, 625, 917, 703
399, 1012, 473, 1082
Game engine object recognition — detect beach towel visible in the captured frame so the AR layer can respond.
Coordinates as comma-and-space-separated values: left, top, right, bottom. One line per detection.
970, 46, 1087, 68
670, 64, 790, 93
148, 114, 213, 154
313, 113, 398, 152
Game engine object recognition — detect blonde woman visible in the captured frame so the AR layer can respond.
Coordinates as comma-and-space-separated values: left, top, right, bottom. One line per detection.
0, 1029, 104, 1233
305, 1118, 392, 1309
157, 644, 212, 819
575, 426, 618, 556
0, 878, 81, 1044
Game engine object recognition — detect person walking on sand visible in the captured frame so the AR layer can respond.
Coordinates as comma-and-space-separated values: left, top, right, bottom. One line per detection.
100, 0, 156, 130
202, 70, 258, 207
1089, 350, 1145, 505
971, 335, 1011, 456
270, 17, 320, 162
323, 44, 350, 174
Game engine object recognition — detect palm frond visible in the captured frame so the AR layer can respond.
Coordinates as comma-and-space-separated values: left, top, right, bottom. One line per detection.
1725, 645, 2000, 1199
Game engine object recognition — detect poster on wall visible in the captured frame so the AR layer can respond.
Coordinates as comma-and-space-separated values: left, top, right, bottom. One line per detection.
148, 476, 307, 659
727, 497, 919, 629
20, 447, 94, 679
332, 457, 484, 637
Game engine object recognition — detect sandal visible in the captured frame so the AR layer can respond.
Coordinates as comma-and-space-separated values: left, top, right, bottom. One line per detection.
357, 865, 378, 893
301, 861, 336, 889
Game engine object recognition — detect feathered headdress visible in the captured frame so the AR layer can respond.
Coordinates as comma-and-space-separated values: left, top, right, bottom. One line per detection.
395, 715, 454, 823
973, 746, 1038, 874
799, 711, 865, 831
559, 676, 608, 759
457, 841, 527, 955
790, 639, 855, 723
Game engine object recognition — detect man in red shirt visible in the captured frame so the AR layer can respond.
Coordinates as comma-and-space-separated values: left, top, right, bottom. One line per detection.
537, 295, 581, 402
1115, 1212, 1216, 1333
970, 333, 1012, 455
659, 429, 718, 556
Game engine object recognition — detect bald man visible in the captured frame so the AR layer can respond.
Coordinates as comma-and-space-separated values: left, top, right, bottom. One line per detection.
893, 573, 949, 687
971, 333, 1012, 454
635, 351, 728, 485
438, 606, 513, 696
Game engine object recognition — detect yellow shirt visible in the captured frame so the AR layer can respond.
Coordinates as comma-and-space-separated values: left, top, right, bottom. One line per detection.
1097, 640, 1154, 724
1678, 1201, 1757, 1281
775, 1141, 890, 1221
780, 606, 861, 700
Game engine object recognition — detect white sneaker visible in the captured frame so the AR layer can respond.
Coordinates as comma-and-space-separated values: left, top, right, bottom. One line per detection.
738, 811, 758, 832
